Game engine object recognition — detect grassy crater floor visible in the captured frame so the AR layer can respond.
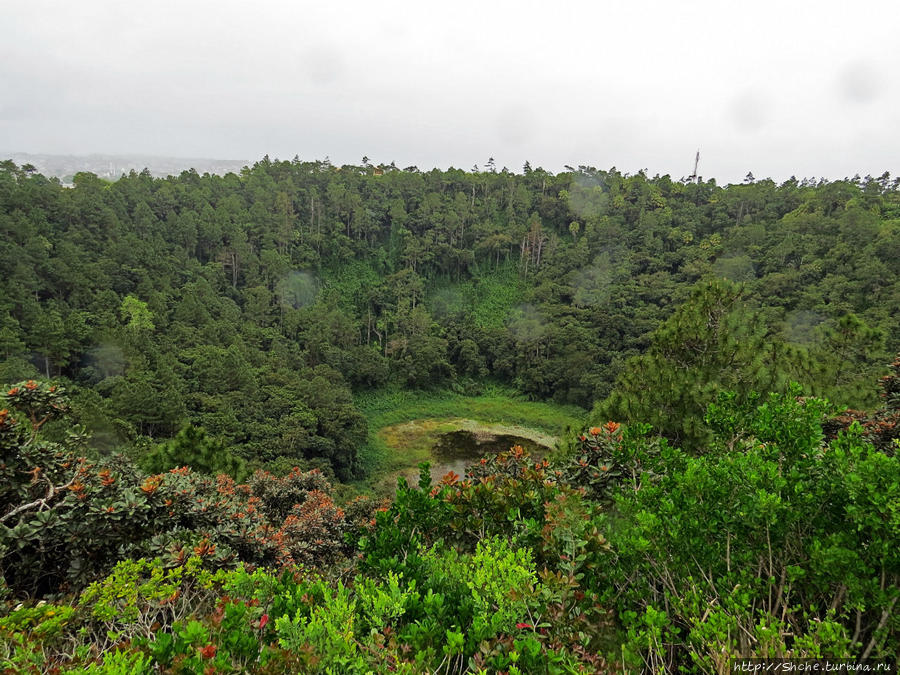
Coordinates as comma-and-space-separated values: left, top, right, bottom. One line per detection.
352, 386, 586, 495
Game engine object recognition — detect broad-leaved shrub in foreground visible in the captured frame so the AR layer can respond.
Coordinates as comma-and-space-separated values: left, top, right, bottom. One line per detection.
597, 387, 899, 671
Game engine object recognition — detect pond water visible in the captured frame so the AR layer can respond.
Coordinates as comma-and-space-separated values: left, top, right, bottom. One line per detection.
426, 430, 548, 483
374, 418, 557, 494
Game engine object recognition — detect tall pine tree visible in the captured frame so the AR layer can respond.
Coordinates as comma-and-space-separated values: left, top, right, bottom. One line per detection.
593, 280, 787, 450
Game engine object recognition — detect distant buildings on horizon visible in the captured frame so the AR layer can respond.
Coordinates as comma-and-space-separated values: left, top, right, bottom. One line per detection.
2, 152, 249, 184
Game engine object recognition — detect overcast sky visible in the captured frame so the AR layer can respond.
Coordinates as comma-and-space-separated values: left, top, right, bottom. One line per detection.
2, 0, 899, 183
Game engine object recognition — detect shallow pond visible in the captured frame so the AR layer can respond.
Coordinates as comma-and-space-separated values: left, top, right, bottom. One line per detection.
372, 418, 556, 493
429, 430, 547, 481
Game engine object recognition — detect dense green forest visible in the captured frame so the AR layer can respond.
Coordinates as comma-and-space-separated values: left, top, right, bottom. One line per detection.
1, 159, 898, 672
1, 159, 898, 477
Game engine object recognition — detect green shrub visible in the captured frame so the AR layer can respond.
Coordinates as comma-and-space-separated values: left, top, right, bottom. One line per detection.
1, 380, 358, 597
78, 556, 215, 642
598, 388, 899, 670
63, 649, 153, 674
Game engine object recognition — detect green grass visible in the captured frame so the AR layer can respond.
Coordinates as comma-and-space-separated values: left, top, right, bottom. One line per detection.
425, 265, 526, 330
468, 268, 527, 330
350, 385, 586, 494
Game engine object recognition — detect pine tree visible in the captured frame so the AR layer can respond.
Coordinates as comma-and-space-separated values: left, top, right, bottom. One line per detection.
142, 424, 247, 480
593, 280, 785, 451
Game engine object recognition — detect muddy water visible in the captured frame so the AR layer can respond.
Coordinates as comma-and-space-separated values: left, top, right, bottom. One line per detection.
427, 430, 547, 483
375, 419, 557, 493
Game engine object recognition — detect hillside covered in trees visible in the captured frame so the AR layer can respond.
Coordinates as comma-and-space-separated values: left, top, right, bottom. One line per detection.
1, 158, 898, 477
1, 158, 898, 672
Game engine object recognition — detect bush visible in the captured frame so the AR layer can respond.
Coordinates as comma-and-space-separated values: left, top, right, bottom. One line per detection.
596, 388, 899, 670
1, 381, 360, 597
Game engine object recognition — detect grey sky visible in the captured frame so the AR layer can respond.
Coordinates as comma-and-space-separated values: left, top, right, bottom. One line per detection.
2, 0, 898, 183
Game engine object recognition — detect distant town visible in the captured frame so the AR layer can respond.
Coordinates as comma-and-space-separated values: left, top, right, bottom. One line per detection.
2, 152, 249, 184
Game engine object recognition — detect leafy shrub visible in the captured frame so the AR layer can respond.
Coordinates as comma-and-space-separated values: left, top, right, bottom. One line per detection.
360, 456, 614, 671
360, 465, 453, 579
1, 381, 140, 593
278, 489, 349, 566
246, 467, 331, 522
1, 381, 361, 596
558, 421, 682, 503
274, 580, 366, 672
77, 556, 216, 642
446, 447, 563, 555
597, 387, 899, 670
0, 601, 80, 673
64, 649, 153, 674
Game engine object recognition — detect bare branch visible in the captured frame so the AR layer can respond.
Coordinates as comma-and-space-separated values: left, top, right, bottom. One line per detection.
0, 473, 76, 524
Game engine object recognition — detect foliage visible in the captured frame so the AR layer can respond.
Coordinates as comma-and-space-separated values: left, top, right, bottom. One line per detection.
0, 381, 361, 597
596, 387, 899, 671
3, 376, 895, 671
3, 160, 897, 476
593, 280, 788, 451
142, 424, 248, 480
824, 353, 900, 453
558, 421, 680, 503
362, 455, 616, 667
3, 160, 900, 671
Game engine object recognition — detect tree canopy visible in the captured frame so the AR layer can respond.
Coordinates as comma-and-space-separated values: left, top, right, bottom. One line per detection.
1, 159, 897, 474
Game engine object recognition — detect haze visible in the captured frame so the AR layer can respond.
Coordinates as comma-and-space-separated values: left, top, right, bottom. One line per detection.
3, 0, 898, 183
